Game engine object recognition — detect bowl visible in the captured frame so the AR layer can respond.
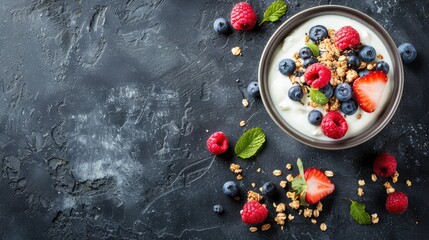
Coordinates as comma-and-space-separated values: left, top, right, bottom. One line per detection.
258, 5, 404, 150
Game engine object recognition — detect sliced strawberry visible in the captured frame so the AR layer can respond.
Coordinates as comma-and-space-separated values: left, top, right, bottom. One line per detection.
292, 159, 335, 206
353, 70, 388, 113
303, 168, 335, 205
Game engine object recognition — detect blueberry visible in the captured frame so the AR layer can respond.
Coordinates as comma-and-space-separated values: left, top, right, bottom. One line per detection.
308, 110, 323, 126
295, 71, 304, 77
309, 25, 328, 42
288, 85, 303, 101
262, 182, 277, 196
376, 61, 390, 73
299, 47, 313, 59
213, 18, 230, 34
342, 51, 357, 56
247, 81, 260, 98
358, 69, 372, 77
347, 55, 361, 70
320, 84, 333, 98
358, 45, 376, 62
213, 204, 224, 214
222, 181, 239, 197
335, 83, 352, 101
341, 99, 358, 115
398, 43, 417, 64
303, 57, 318, 68
279, 59, 296, 75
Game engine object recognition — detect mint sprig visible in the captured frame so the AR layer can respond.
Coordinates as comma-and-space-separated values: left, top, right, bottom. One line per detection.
309, 88, 329, 105
306, 41, 320, 57
259, 0, 287, 26
234, 128, 266, 159
350, 200, 372, 225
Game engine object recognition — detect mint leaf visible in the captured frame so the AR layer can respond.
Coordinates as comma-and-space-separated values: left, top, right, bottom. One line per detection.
306, 41, 320, 57
309, 88, 329, 105
259, 0, 287, 26
350, 200, 372, 225
234, 128, 266, 159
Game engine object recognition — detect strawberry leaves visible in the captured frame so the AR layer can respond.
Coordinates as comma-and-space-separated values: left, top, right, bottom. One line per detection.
291, 158, 309, 206
259, 0, 288, 26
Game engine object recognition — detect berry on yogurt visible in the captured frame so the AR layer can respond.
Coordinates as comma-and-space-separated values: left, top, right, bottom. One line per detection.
334, 83, 353, 101
309, 25, 328, 42
299, 47, 313, 59
279, 59, 296, 75
288, 85, 303, 101
358, 45, 377, 62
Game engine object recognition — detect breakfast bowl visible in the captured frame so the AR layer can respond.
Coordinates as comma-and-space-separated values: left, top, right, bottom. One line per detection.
258, 5, 404, 150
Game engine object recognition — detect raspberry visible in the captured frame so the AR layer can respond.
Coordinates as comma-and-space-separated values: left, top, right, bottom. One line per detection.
321, 111, 348, 139
231, 2, 257, 31
385, 192, 408, 214
304, 63, 331, 89
240, 201, 268, 225
335, 26, 360, 51
373, 153, 397, 177
206, 132, 229, 155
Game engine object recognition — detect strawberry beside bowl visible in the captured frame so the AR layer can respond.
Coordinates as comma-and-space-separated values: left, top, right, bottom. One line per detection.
258, 5, 404, 150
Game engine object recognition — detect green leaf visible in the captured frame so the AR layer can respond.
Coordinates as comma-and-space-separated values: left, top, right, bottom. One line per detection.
309, 88, 329, 105
306, 41, 320, 57
350, 200, 372, 225
234, 128, 266, 159
259, 0, 288, 26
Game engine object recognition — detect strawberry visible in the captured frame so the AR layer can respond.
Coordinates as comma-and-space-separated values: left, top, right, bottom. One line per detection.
352, 70, 388, 113
292, 159, 335, 205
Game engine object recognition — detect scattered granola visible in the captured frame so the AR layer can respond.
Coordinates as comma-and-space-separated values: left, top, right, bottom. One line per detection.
357, 187, 364, 197
247, 190, 263, 202
358, 179, 365, 187
406, 179, 412, 187
324, 170, 334, 177
276, 203, 286, 213
249, 227, 258, 232
371, 173, 377, 182
251, 183, 256, 188
230, 163, 242, 174
261, 224, 271, 231
275, 212, 287, 225
256, 168, 261, 173
273, 170, 282, 176
288, 213, 295, 221
239, 120, 246, 127
286, 173, 294, 182
303, 208, 313, 218
316, 202, 323, 212
320, 223, 327, 232
391, 171, 399, 183
236, 174, 243, 180
289, 200, 300, 210
279, 180, 287, 188
286, 163, 292, 170
231, 46, 241, 56
313, 209, 320, 218
371, 213, 379, 224
311, 219, 317, 224
242, 99, 249, 108
286, 191, 297, 200
384, 181, 395, 194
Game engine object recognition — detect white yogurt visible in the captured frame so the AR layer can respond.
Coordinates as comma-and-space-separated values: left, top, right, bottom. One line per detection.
268, 15, 393, 140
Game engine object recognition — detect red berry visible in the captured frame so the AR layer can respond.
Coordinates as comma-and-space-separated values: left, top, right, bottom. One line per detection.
385, 192, 408, 214
206, 132, 229, 155
304, 63, 331, 89
353, 70, 388, 113
321, 111, 348, 139
335, 26, 360, 50
373, 153, 397, 177
231, 2, 257, 31
240, 201, 268, 225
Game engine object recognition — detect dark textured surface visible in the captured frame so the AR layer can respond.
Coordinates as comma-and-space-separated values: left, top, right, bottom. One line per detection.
0, 0, 428, 239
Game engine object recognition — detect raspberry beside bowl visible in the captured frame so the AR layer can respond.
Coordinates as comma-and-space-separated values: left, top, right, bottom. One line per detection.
258, 5, 404, 150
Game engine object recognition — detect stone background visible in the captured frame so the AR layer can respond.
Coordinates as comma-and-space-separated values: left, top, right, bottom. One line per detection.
0, 0, 428, 239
